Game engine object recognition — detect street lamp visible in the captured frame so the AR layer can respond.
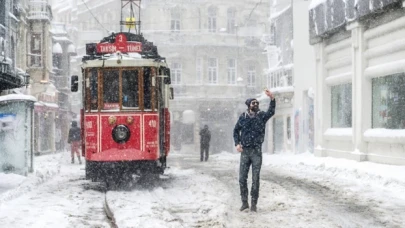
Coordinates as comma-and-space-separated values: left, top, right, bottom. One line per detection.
24, 71, 30, 87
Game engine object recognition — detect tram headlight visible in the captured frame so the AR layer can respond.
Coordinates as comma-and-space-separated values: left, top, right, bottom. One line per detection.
108, 116, 117, 125
112, 125, 131, 143
126, 116, 134, 124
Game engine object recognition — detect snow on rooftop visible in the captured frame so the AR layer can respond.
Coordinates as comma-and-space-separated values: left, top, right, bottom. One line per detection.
8, 12, 19, 22
0, 94, 36, 103
309, 0, 327, 9
52, 36, 71, 43
270, 4, 292, 20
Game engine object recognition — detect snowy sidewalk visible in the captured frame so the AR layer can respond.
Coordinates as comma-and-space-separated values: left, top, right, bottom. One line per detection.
0, 151, 65, 205
210, 151, 405, 193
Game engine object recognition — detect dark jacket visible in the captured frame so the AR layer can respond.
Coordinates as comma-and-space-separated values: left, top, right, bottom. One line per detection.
233, 99, 276, 148
68, 126, 81, 143
199, 128, 211, 147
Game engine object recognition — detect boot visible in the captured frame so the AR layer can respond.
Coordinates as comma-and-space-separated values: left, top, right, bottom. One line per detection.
71, 157, 74, 164
240, 201, 249, 211
78, 155, 82, 165
251, 200, 257, 212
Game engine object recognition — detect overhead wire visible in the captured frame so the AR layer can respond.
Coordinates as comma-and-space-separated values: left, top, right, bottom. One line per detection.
80, 0, 110, 33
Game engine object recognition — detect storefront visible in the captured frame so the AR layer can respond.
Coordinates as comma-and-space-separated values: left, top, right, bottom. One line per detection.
311, 0, 405, 165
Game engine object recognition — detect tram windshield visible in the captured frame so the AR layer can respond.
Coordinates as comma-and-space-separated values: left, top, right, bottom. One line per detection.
84, 67, 156, 112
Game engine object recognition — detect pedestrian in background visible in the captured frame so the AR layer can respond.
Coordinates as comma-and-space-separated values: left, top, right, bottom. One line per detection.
233, 89, 276, 212
199, 125, 211, 162
68, 121, 82, 164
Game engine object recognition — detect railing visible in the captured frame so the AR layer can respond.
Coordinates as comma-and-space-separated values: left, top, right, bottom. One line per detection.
28, 1, 51, 20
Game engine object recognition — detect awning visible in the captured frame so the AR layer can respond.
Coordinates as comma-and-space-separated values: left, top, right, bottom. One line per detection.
52, 43, 62, 54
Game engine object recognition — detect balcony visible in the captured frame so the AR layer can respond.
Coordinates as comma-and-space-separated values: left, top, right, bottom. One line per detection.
28, 1, 52, 21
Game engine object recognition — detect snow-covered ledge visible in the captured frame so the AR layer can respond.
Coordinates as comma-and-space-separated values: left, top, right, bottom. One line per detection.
323, 128, 352, 141
364, 129, 405, 144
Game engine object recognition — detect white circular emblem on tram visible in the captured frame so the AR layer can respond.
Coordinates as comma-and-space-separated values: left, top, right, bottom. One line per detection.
148, 119, 157, 128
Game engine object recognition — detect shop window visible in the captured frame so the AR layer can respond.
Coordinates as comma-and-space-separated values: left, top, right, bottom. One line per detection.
331, 83, 352, 128
372, 73, 405, 129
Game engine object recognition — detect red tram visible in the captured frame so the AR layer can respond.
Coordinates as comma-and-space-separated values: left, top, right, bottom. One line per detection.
71, 32, 173, 182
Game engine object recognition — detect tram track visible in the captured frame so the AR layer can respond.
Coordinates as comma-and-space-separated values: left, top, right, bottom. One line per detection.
104, 193, 118, 228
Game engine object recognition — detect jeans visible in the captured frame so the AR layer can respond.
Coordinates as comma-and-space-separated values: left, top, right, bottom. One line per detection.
239, 147, 262, 203
200, 145, 209, 161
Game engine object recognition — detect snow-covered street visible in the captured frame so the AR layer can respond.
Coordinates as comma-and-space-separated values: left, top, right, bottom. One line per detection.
1, 149, 405, 228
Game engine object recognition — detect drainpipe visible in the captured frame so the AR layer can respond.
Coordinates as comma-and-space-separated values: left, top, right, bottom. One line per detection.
42, 21, 46, 81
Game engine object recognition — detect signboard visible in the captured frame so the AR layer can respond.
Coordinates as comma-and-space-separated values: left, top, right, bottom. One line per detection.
96, 33, 142, 54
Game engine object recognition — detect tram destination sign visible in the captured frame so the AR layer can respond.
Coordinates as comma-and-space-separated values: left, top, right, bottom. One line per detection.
96, 33, 142, 54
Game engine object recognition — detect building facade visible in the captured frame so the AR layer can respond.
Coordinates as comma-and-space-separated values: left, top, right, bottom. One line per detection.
310, 0, 405, 165
51, 22, 76, 152
141, 0, 269, 153
52, 0, 270, 154
0, 0, 35, 174
0, 0, 30, 92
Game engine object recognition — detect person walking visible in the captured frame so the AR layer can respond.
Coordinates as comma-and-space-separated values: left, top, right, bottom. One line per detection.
68, 121, 82, 164
233, 89, 276, 212
199, 125, 211, 162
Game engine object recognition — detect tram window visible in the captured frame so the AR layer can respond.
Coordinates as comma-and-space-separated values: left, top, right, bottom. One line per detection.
122, 70, 139, 108
144, 68, 152, 110
89, 69, 98, 111
103, 70, 119, 110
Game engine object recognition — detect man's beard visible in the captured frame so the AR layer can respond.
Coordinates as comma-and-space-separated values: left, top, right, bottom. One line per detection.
251, 106, 259, 112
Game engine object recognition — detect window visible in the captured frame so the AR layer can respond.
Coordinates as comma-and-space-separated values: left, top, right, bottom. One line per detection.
331, 83, 352, 128
287, 116, 291, 140
227, 8, 236, 34
208, 58, 217, 84
196, 57, 203, 84
30, 34, 41, 67
247, 65, 256, 86
372, 73, 405, 129
143, 68, 152, 110
0, 3, 5, 26
103, 70, 119, 110
171, 62, 182, 84
208, 7, 216, 33
227, 58, 236, 84
87, 68, 98, 111
122, 70, 139, 108
171, 8, 181, 32
53, 54, 62, 69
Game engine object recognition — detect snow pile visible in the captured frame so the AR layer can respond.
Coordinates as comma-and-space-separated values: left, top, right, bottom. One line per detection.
0, 153, 62, 205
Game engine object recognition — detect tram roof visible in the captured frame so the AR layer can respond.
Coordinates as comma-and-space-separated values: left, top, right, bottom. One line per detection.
81, 53, 167, 69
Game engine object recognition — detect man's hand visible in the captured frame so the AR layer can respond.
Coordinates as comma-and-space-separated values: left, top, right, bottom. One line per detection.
265, 89, 275, 100
236, 144, 243, 153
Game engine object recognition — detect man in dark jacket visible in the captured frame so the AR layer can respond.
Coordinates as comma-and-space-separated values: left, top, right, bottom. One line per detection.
233, 89, 276, 212
68, 121, 82, 164
199, 125, 211, 162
